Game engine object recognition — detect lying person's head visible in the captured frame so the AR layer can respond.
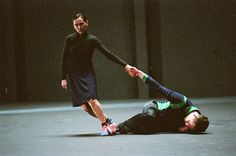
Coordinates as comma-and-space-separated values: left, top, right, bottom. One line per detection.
183, 111, 209, 133
191, 115, 209, 133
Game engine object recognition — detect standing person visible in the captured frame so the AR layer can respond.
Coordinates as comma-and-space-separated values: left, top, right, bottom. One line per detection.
116, 68, 209, 134
61, 13, 133, 136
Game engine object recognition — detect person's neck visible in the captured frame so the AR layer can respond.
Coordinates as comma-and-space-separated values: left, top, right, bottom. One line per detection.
77, 31, 87, 38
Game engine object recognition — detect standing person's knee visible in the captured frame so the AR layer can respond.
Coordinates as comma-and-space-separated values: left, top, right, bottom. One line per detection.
88, 98, 98, 106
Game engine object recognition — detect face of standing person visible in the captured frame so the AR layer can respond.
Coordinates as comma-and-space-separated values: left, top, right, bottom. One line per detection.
73, 16, 88, 35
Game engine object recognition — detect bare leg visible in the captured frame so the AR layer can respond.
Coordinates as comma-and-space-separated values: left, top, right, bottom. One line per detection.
82, 103, 108, 119
87, 99, 107, 124
81, 103, 96, 118
83, 99, 116, 136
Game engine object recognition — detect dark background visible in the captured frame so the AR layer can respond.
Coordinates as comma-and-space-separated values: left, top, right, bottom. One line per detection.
1, 0, 235, 103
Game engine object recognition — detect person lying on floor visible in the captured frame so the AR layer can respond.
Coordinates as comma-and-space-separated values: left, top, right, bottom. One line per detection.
116, 68, 209, 134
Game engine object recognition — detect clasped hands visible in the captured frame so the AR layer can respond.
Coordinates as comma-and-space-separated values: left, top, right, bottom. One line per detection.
124, 64, 140, 77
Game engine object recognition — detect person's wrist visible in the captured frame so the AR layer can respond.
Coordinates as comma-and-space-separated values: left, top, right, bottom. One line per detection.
124, 64, 130, 70
139, 72, 148, 81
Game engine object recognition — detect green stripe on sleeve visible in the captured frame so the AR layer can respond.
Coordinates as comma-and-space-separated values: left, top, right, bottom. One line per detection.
157, 102, 171, 110
142, 74, 149, 82
185, 106, 199, 114
170, 96, 187, 109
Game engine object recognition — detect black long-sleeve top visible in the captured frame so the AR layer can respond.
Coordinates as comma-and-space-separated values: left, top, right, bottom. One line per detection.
143, 74, 200, 132
61, 32, 128, 80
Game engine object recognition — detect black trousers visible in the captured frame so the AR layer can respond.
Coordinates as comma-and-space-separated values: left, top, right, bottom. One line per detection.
118, 112, 160, 134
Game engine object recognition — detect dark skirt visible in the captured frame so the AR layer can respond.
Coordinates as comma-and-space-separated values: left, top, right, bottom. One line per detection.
67, 71, 97, 107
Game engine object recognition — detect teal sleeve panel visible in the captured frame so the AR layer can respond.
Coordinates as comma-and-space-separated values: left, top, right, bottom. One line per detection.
142, 74, 149, 82
157, 96, 187, 111
185, 106, 200, 115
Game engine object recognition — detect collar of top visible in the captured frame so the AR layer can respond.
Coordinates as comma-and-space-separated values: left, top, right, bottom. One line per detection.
76, 31, 88, 38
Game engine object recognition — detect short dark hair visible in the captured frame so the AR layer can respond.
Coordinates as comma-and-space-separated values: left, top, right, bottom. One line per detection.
191, 115, 209, 133
73, 13, 88, 21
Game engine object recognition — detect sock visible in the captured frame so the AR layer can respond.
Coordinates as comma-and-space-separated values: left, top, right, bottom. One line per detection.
101, 122, 107, 127
106, 118, 113, 124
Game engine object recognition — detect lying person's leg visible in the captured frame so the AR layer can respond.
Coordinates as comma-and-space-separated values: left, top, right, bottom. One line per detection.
117, 113, 158, 134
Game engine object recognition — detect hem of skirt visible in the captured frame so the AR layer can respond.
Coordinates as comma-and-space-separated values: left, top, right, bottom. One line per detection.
72, 96, 98, 107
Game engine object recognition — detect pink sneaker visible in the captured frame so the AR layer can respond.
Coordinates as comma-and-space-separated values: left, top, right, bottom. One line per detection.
109, 123, 118, 135
101, 124, 112, 136
106, 118, 118, 135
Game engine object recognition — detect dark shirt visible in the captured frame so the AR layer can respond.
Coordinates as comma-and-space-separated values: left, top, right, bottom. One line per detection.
61, 32, 127, 80
144, 75, 200, 132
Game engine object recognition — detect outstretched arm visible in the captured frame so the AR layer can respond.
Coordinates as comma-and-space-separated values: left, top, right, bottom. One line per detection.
132, 68, 184, 103
134, 69, 199, 113
97, 43, 137, 77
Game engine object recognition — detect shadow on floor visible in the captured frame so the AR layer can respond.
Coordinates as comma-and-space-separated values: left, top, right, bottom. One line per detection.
58, 133, 101, 137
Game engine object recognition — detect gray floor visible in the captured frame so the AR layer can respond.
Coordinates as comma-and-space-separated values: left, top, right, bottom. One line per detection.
1, 97, 236, 156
